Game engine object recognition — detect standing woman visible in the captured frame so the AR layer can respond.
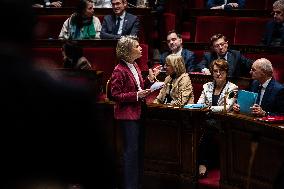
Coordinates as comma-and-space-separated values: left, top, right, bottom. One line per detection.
153, 54, 194, 106
59, 0, 101, 39
111, 35, 160, 189
197, 59, 238, 177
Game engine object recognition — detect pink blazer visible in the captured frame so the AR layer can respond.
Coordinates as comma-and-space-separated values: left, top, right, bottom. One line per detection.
111, 60, 150, 120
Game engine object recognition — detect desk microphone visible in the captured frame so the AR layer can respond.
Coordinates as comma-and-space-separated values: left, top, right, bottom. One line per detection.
228, 90, 238, 99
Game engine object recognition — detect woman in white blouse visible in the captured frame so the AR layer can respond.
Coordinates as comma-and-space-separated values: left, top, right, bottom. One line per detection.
197, 58, 238, 178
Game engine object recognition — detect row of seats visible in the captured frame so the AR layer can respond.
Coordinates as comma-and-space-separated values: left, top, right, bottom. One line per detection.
36, 13, 272, 47
32, 44, 149, 85
187, 16, 270, 45
33, 45, 284, 95
173, 0, 276, 10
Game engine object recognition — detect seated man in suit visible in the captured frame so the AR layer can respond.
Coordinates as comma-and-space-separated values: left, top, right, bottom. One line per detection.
207, 0, 245, 10
160, 30, 196, 72
261, 0, 284, 46
233, 58, 284, 116
100, 0, 139, 39
197, 33, 253, 77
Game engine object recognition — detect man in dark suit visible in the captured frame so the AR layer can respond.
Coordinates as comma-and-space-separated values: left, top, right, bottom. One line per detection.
197, 33, 253, 77
233, 58, 284, 116
100, 0, 139, 39
261, 0, 284, 46
207, 0, 245, 10
160, 30, 196, 72
1, 0, 116, 188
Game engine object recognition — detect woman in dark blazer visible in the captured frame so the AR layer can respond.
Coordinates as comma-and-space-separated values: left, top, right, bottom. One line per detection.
110, 35, 160, 189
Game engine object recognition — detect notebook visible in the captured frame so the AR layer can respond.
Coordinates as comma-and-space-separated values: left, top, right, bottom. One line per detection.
237, 90, 258, 114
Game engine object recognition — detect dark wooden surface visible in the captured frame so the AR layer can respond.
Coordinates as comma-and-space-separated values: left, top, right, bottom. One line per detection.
95, 100, 284, 189
215, 112, 284, 189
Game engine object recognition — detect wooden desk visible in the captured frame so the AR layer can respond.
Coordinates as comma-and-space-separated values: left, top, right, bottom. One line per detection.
95, 102, 209, 189
215, 113, 284, 189
96, 101, 284, 189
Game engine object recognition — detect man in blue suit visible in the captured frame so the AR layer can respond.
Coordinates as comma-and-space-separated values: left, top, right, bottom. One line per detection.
207, 0, 245, 10
160, 30, 196, 72
197, 33, 253, 77
261, 0, 284, 46
100, 0, 139, 39
233, 58, 284, 116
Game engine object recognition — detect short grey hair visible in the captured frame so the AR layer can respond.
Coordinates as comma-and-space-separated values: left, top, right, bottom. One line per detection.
255, 58, 274, 77
116, 35, 138, 61
273, 0, 284, 11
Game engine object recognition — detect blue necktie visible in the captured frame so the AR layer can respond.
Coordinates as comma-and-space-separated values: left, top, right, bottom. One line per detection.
114, 17, 121, 34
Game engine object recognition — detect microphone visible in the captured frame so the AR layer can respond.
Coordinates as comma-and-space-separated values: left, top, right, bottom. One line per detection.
228, 90, 237, 99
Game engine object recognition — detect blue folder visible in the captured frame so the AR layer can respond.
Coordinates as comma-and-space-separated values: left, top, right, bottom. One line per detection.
237, 90, 258, 114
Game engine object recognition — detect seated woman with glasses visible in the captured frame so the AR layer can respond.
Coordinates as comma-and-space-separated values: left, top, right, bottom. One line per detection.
197, 58, 238, 178
153, 54, 194, 107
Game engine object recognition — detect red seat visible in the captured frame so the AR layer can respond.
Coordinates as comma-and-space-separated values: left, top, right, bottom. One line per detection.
32, 47, 62, 68
32, 45, 149, 85
234, 17, 270, 45
245, 53, 284, 83
245, 0, 266, 9
161, 13, 176, 39
195, 16, 236, 43
35, 15, 69, 39
198, 169, 220, 189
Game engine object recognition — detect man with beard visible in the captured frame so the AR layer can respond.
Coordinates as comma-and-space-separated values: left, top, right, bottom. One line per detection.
160, 30, 196, 72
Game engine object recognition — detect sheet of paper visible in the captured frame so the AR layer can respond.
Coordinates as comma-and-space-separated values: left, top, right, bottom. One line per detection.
150, 82, 164, 92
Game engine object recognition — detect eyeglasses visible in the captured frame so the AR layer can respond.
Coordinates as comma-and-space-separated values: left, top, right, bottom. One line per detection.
271, 11, 283, 16
213, 69, 226, 74
213, 42, 227, 49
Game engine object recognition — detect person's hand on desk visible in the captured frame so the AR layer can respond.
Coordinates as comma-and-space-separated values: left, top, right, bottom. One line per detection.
227, 3, 239, 8
250, 104, 266, 117
51, 1, 62, 7
232, 103, 240, 113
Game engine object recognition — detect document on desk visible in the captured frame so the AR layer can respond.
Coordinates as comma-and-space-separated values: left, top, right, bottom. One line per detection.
237, 90, 258, 114
150, 82, 164, 92
183, 104, 207, 109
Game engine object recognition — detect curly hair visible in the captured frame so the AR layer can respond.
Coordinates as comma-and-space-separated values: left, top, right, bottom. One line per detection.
116, 35, 139, 61
273, 0, 284, 11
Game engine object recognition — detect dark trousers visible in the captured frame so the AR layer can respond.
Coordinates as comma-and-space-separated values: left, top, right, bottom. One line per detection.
119, 120, 145, 189
198, 118, 221, 168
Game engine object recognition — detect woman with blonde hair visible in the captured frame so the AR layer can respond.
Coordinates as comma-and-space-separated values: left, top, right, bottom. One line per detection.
153, 54, 194, 106
110, 35, 160, 189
